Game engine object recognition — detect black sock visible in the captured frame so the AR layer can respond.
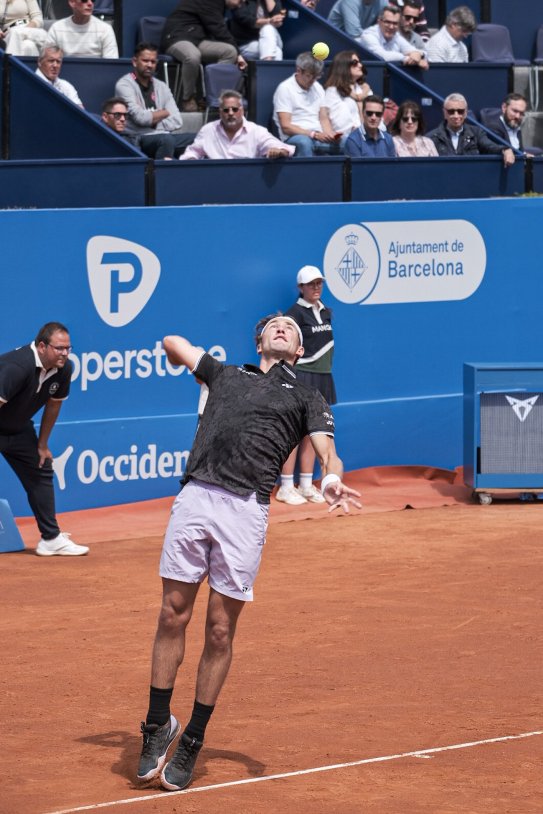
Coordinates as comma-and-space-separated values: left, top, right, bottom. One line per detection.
183, 699, 215, 742
146, 686, 174, 727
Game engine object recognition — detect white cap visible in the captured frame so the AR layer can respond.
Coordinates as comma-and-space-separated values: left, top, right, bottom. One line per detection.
296, 265, 324, 285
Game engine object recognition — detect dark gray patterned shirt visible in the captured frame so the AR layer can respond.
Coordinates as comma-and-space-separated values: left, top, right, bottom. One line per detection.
184, 353, 334, 503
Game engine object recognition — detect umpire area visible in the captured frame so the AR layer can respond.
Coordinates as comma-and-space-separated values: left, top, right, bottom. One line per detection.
3, 467, 543, 814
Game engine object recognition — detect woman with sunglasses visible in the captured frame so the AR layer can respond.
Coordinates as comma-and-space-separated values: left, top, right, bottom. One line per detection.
320, 50, 373, 149
0, 0, 46, 55
390, 100, 438, 157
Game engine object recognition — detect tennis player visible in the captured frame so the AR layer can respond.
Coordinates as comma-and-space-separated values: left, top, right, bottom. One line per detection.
137, 315, 361, 791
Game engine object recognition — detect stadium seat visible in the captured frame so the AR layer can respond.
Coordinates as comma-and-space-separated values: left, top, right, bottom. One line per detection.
471, 24, 530, 66
535, 25, 543, 66
203, 63, 247, 123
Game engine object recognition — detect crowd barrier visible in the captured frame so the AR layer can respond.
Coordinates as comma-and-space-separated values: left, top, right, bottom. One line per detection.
0, 158, 148, 208
0, 154, 536, 209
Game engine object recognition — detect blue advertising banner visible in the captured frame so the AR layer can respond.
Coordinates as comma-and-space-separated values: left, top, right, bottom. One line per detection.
1, 198, 542, 516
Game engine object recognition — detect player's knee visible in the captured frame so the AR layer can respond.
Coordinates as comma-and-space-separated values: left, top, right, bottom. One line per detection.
204, 619, 233, 654
157, 602, 191, 634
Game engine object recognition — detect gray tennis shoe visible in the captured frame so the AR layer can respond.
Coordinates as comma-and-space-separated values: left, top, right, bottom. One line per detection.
160, 733, 203, 791
137, 714, 180, 782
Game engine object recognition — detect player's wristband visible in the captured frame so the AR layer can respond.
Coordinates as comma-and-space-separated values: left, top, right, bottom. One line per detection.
321, 473, 341, 495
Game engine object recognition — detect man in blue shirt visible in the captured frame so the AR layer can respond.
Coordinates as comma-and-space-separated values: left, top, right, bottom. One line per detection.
345, 95, 395, 157
328, 0, 386, 40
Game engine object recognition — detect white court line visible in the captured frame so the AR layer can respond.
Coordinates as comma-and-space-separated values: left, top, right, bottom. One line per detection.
44, 729, 543, 814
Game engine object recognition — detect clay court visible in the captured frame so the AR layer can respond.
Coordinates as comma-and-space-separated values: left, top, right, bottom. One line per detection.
3, 467, 543, 814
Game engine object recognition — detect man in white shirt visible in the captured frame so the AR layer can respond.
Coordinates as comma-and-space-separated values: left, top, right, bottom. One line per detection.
181, 90, 294, 159
35, 45, 83, 106
273, 51, 341, 156
426, 5, 476, 63
45, 0, 118, 58
360, 5, 428, 68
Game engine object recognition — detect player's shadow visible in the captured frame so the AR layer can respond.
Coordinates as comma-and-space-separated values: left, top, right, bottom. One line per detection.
77, 731, 266, 787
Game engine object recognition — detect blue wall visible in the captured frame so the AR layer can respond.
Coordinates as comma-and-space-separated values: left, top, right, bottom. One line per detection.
1, 197, 543, 516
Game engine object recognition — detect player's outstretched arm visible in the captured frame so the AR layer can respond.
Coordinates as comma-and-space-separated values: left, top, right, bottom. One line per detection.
163, 335, 205, 371
311, 434, 362, 513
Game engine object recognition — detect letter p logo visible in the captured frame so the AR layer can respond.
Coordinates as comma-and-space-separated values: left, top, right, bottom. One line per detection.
87, 236, 161, 327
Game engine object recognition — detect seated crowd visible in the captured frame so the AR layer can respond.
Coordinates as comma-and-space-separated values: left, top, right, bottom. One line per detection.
2, 0, 539, 163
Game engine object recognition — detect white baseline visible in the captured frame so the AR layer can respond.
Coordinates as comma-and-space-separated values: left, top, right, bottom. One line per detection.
45, 729, 543, 814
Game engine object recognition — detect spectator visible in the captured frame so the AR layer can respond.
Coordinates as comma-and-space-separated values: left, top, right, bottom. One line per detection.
327, 0, 386, 41
273, 52, 342, 156
344, 94, 395, 156
180, 89, 294, 159
483, 93, 541, 157
229, 0, 285, 61
276, 265, 336, 506
390, 99, 438, 156
0, 0, 46, 55
360, 5, 428, 68
427, 93, 515, 166
101, 96, 129, 135
161, 0, 247, 113
389, 0, 429, 40
320, 50, 373, 149
396, 0, 426, 51
45, 0, 118, 58
35, 45, 83, 107
115, 43, 195, 160
426, 5, 476, 63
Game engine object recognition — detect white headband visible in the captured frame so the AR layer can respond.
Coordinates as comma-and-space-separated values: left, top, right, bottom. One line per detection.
261, 316, 303, 348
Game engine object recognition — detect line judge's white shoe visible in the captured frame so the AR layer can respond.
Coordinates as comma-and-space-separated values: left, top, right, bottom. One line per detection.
298, 484, 326, 504
275, 485, 308, 505
36, 532, 89, 557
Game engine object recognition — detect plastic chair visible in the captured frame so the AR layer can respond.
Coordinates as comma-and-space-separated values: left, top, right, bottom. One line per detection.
138, 16, 180, 96
471, 24, 530, 65
534, 25, 543, 66
203, 63, 246, 123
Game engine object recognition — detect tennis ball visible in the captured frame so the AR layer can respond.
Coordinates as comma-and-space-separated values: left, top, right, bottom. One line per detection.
312, 42, 330, 61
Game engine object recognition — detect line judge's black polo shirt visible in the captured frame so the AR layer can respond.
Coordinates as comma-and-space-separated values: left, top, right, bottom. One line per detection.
0, 344, 72, 435
184, 353, 335, 503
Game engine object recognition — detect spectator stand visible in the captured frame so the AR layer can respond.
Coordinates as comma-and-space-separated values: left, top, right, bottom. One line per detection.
248, 59, 386, 129
2, 56, 142, 159
386, 61, 513, 132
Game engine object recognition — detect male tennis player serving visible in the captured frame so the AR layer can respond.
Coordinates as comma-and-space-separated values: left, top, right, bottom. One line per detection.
137, 315, 361, 791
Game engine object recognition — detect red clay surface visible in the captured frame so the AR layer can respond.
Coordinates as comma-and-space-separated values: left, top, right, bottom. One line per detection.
2, 467, 543, 814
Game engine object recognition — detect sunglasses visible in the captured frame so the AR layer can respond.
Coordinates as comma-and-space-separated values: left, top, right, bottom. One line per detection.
402, 13, 419, 21
365, 110, 383, 118
445, 108, 466, 115
401, 114, 419, 122
221, 106, 241, 113
350, 58, 362, 66
107, 111, 126, 119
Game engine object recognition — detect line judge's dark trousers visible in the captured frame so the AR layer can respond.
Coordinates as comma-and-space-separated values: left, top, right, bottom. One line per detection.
0, 423, 60, 539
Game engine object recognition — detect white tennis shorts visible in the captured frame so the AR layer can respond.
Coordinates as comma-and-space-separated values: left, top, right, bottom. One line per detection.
159, 479, 269, 602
